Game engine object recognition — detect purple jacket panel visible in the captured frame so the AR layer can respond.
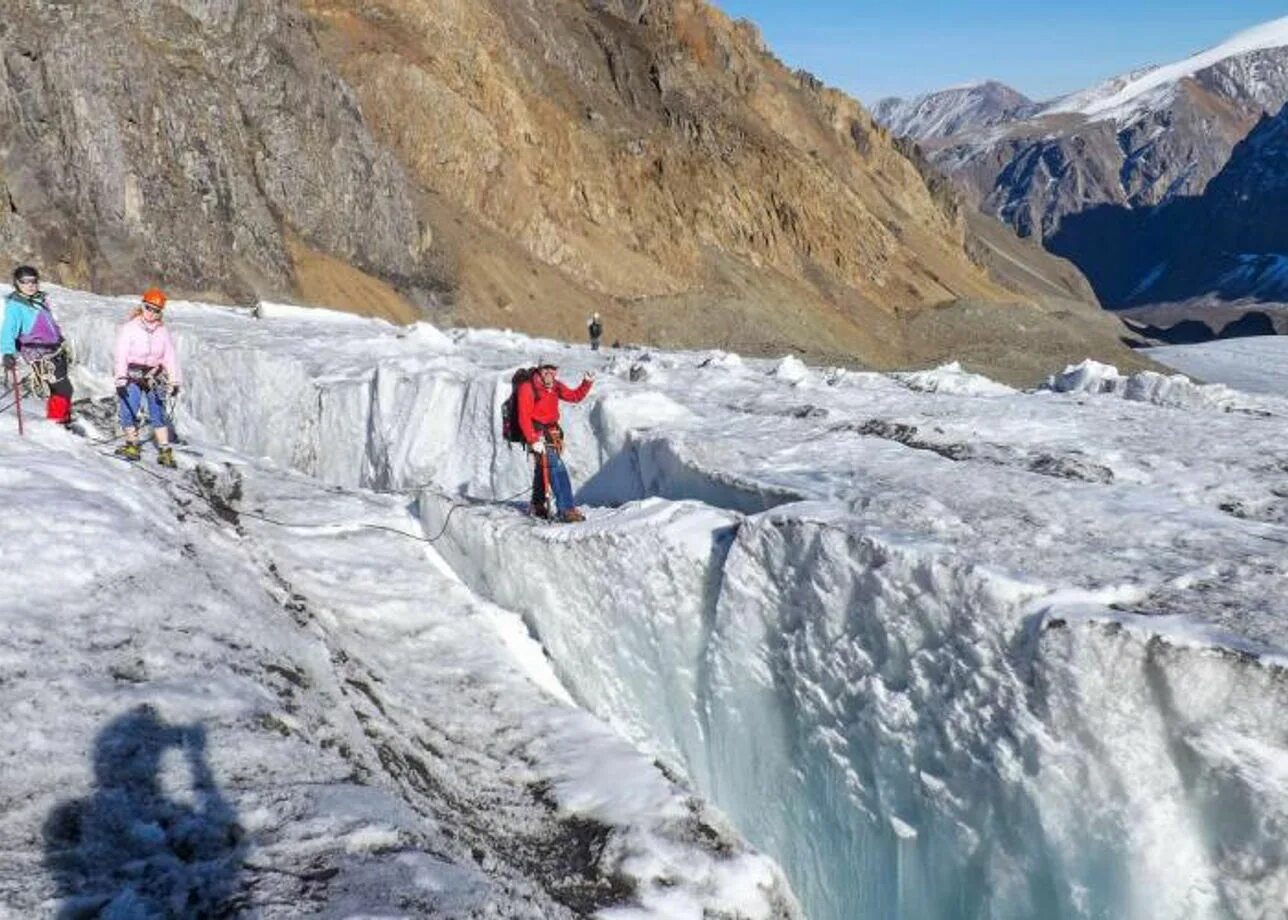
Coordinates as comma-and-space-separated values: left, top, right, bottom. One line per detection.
19, 307, 62, 348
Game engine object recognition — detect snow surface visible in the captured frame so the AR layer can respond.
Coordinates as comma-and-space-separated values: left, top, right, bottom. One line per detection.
6, 285, 1288, 920
1045, 16, 1288, 121
1148, 336, 1288, 397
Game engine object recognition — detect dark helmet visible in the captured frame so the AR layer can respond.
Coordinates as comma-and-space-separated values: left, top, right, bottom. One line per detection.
12, 265, 38, 284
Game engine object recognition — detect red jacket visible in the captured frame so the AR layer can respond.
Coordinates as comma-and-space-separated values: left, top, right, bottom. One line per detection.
517, 374, 592, 444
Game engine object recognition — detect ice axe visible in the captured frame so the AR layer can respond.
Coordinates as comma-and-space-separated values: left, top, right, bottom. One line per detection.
6, 363, 23, 437
540, 448, 553, 520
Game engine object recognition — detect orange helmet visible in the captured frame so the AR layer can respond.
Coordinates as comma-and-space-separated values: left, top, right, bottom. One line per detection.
141, 287, 167, 310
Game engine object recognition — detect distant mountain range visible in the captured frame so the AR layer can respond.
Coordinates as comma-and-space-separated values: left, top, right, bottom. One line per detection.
875, 17, 1288, 314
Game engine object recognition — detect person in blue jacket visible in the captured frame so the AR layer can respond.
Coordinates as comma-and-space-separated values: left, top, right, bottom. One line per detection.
3, 265, 73, 424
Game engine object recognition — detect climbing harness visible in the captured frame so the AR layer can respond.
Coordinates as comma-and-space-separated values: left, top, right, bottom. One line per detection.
126, 363, 168, 390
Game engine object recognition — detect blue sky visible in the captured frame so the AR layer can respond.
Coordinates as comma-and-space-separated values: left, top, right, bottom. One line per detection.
711, 1, 1288, 103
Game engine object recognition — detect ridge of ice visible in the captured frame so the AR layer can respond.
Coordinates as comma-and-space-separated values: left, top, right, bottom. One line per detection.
769, 354, 810, 384
895, 361, 1016, 396
1042, 358, 1251, 411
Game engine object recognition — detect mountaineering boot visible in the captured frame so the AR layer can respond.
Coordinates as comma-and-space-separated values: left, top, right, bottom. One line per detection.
559, 508, 585, 523
529, 502, 549, 520
157, 446, 177, 469
115, 442, 142, 462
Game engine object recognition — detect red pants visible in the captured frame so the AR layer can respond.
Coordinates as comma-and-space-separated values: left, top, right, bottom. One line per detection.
47, 393, 71, 423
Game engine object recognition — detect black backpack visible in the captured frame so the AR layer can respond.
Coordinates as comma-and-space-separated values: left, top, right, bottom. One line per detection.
501, 368, 536, 444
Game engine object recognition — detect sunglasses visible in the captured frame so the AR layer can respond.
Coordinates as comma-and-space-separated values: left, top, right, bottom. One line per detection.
142, 304, 162, 314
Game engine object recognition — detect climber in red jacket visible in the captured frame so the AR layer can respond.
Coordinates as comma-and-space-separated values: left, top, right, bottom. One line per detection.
517, 358, 594, 522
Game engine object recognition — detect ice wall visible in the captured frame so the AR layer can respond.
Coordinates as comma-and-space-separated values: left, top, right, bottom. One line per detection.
705, 517, 1288, 920
425, 493, 1288, 920
420, 495, 737, 782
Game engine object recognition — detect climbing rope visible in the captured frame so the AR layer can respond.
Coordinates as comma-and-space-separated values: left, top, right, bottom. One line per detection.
0, 368, 30, 413
21, 343, 72, 399
106, 448, 535, 545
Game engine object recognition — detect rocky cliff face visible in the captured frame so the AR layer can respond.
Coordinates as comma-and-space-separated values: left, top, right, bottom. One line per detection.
1050, 106, 1288, 308
0, 1, 434, 319
0, 0, 1123, 376
300, 0, 1036, 343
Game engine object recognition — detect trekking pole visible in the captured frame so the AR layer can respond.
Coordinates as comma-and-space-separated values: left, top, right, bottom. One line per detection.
7, 364, 23, 437
167, 385, 181, 444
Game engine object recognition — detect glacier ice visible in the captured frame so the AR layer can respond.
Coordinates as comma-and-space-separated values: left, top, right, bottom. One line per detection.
42, 288, 1288, 919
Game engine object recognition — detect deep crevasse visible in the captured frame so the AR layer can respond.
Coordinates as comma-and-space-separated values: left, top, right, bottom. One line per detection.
422, 492, 1288, 920
60, 294, 1288, 919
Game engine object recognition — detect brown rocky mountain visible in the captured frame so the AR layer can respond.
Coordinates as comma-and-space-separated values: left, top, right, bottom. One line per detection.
0, 0, 1139, 382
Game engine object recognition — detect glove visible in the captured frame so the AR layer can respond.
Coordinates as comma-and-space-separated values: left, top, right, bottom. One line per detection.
530, 440, 546, 455
115, 384, 129, 400
169, 384, 181, 397
584, 371, 595, 382
2, 354, 14, 372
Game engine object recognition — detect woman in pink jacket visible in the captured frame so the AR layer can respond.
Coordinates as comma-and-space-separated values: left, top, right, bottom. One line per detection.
114, 288, 183, 467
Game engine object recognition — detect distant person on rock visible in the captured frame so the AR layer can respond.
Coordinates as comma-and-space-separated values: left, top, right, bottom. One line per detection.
114, 288, 182, 468
518, 358, 593, 522
587, 313, 603, 351
3, 265, 74, 425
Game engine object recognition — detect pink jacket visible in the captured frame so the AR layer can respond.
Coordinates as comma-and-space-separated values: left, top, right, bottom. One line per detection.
114, 316, 182, 385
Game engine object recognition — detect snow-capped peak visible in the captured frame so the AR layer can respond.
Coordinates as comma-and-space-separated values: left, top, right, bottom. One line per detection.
1045, 15, 1288, 120
872, 80, 1034, 141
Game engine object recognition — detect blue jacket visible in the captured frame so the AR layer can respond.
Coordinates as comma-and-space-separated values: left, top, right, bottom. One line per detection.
2, 291, 63, 356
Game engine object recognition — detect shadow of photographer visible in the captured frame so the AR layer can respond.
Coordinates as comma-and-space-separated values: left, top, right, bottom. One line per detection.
43, 705, 246, 918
